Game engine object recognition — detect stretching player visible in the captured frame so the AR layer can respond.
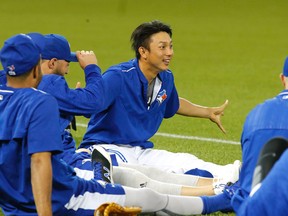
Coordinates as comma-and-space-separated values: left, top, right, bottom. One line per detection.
0, 33, 104, 159
0, 32, 238, 196
79, 20, 241, 179
0, 33, 236, 216
231, 57, 288, 212
236, 137, 288, 215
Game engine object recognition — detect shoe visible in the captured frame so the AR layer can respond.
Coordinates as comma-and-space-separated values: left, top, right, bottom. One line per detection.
223, 181, 240, 198
213, 181, 227, 195
220, 181, 240, 213
91, 145, 114, 183
219, 160, 242, 185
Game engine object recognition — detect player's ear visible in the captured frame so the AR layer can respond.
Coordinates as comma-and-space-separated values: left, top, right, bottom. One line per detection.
138, 47, 147, 60
48, 58, 57, 69
280, 73, 286, 88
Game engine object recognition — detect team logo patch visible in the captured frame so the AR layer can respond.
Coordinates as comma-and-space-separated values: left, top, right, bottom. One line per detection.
7, 65, 16, 76
0, 95, 3, 100
156, 89, 167, 105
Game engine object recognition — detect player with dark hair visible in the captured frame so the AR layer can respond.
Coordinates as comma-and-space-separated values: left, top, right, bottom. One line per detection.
79, 20, 241, 181
0, 33, 238, 216
0, 32, 236, 197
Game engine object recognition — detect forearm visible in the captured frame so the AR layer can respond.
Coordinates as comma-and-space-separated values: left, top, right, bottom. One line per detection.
176, 97, 210, 118
31, 152, 53, 216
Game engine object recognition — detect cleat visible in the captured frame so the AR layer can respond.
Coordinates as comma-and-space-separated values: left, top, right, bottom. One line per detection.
220, 181, 240, 213
91, 145, 114, 183
223, 181, 240, 199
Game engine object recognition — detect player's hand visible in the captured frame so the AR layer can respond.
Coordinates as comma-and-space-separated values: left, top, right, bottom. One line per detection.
76, 50, 98, 69
208, 99, 228, 134
75, 81, 81, 88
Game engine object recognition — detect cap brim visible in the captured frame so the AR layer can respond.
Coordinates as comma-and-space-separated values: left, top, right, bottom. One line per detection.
69, 52, 78, 62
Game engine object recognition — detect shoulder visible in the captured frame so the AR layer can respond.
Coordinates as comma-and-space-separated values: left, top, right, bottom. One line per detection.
22, 88, 58, 107
105, 59, 137, 75
158, 69, 175, 82
41, 74, 66, 83
38, 74, 67, 90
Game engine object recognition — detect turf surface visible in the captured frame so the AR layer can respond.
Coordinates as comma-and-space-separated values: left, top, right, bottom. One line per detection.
1, 0, 288, 215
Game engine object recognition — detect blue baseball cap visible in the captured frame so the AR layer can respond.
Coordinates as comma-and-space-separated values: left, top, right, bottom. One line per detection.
27, 32, 47, 51
283, 57, 288, 77
42, 34, 78, 62
0, 34, 42, 76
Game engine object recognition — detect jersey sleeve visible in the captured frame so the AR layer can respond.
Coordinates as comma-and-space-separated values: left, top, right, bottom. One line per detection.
38, 64, 104, 116
27, 94, 63, 155
101, 68, 123, 110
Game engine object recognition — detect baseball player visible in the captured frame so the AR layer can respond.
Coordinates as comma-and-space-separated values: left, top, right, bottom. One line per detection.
79, 20, 241, 179
0, 33, 104, 159
236, 137, 288, 215
0, 32, 238, 196
0, 33, 235, 216
231, 57, 288, 213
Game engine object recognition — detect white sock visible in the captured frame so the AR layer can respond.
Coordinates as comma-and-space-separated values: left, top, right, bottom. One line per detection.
114, 166, 182, 195
123, 186, 168, 213
164, 195, 204, 215
120, 163, 199, 186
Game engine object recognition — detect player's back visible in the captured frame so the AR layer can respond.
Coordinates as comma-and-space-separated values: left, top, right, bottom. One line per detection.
0, 85, 74, 215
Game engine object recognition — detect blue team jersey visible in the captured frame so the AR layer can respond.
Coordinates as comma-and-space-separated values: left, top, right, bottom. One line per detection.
237, 149, 288, 216
0, 70, 6, 84
0, 86, 77, 215
80, 59, 179, 149
232, 90, 288, 212
38, 64, 104, 131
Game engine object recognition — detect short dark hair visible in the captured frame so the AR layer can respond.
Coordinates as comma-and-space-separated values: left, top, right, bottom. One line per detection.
130, 20, 172, 59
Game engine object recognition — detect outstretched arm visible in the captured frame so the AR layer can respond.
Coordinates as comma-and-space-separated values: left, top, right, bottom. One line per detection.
176, 97, 229, 133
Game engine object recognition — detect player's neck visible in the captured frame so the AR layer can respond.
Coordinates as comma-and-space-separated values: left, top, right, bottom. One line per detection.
138, 59, 158, 84
6, 75, 37, 89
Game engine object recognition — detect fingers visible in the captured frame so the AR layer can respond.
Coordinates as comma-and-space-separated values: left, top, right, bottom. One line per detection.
220, 99, 229, 110
76, 50, 98, 69
79, 50, 94, 55
218, 122, 226, 134
212, 100, 229, 134
75, 81, 81, 88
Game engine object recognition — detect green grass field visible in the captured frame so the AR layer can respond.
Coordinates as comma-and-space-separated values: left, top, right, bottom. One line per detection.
1, 0, 288, 215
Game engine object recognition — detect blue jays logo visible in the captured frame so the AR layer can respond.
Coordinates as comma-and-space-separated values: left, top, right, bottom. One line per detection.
156, 89, 167, 105
7, 65, 16, 76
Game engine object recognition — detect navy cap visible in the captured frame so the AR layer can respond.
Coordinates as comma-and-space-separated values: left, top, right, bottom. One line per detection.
42, 34, 78, 62
283, 57, 288, 77
0, 34, 42, 76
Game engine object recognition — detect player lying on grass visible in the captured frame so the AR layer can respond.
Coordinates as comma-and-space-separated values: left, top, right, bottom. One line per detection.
0, 32, 239, 197
0, 33, 238, 216
231, 57, 288, 213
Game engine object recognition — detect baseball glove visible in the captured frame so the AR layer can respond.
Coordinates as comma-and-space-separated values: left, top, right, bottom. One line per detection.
94, 202, 142, 216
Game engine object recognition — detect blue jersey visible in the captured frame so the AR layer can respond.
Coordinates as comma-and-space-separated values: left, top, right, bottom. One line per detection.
0, 70, 6, 84
232, 90, 288, 212
38, 64, 104, 131
237, 149, 288, 216
0, 85, 125, 215
80, 59, 179, 149
0, 85, 76, 215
